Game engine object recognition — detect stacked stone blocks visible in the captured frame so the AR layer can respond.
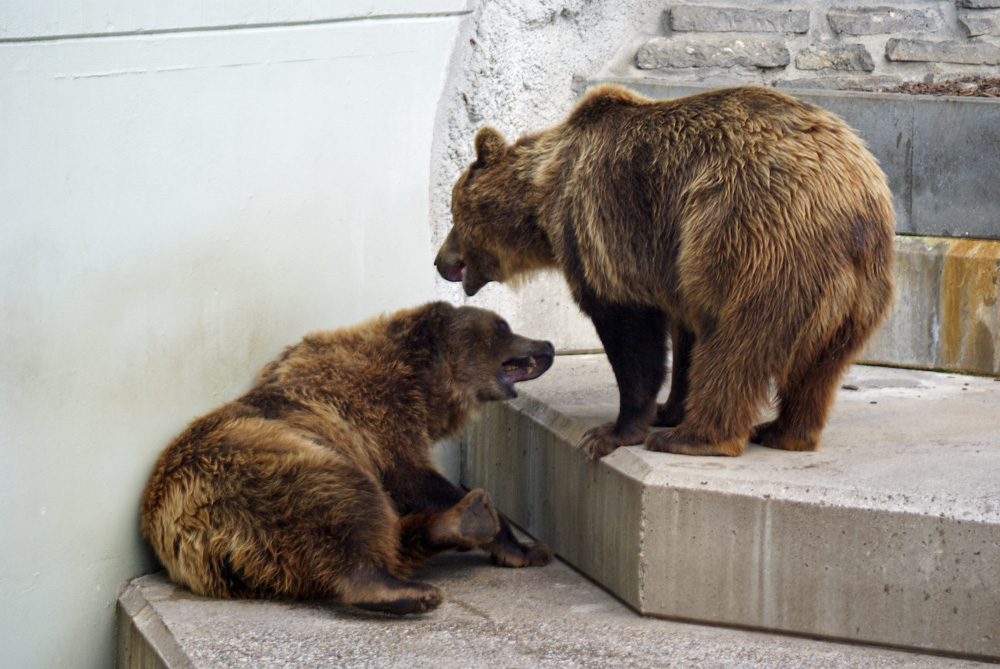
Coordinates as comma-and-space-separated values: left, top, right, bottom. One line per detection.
636, 2, 1000, 87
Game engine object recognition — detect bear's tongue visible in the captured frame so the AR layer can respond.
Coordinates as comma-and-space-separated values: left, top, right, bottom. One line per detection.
500, 353, 553, 383
443, 262, 465, 283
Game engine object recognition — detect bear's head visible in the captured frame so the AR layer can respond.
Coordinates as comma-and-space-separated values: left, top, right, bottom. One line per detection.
435, 127, 556, 296
441, 304, 555, 401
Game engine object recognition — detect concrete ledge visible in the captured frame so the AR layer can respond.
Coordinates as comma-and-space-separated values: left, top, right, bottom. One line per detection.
461, 355, 1000, 660
591, 77, 1000, 241
117, 579, 191, 669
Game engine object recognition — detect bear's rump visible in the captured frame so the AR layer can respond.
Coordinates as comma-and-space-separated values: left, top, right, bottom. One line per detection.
144, 422, 399, 599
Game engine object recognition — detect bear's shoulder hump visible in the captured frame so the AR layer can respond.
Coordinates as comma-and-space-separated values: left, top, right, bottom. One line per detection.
568, 85, 647, 127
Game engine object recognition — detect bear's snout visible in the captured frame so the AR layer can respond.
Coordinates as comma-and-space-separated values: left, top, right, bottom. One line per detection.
435, 253, 465, 283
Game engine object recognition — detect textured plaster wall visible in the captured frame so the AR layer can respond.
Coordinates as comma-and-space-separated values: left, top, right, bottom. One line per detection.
430, 0, 665, 352
0, 4, 463, 667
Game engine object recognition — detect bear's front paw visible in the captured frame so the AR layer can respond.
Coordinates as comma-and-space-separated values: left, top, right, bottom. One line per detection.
491, 540, 552, 568
645, 428, 745, 457
455, 489, 500, 544
578, 422, 648, 459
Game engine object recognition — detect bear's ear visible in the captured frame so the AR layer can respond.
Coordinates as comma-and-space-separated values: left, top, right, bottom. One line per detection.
474, 126, 507, 166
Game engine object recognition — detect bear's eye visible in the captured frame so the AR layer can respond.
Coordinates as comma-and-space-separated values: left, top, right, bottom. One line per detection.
495, 320, 511, 335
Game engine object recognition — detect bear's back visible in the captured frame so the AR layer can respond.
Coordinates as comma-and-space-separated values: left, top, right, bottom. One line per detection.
532, 84, 893, 308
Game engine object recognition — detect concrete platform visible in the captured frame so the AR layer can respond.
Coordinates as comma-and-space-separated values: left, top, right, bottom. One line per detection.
462, 355, 1000, 661
118, 555, 992, 668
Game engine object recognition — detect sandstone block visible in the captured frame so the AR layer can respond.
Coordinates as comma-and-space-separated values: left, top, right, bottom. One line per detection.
885, 38, 1000, 64
795, 44, 875, 71
670, 6, 809, 33
827, 6, 944, 34
959, 0, 1000, 8
636, 36, 790, 69
958, 9, 1000, 36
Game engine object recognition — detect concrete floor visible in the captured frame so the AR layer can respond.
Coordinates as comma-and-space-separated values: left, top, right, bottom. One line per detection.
120, 550, 990, 669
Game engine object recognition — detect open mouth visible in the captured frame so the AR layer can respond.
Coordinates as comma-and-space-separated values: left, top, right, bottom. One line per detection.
442, 261, 465, 283
441, 262, 480, 296
497, 353, 554, 397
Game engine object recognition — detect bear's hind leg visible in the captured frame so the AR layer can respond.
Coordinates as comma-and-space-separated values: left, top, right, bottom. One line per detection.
653, 322, 694, 428
311, 474, 445, 615
578, 301, 668, 459
752, 318, 866, 452
646, 327, 770, 457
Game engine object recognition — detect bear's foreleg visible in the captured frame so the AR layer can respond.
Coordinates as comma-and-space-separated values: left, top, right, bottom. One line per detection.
395, 488, 500, 569
653, 322, 695, 428
578, 301, 668, 459
387, 467, 551, 570
486, 519, 553, 568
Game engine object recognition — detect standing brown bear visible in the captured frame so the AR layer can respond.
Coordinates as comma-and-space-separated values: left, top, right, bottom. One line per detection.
141, 302, 553, 615
436, 85, 894, 458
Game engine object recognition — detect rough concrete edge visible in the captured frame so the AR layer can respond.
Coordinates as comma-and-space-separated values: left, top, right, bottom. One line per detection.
117, 577, 193, 669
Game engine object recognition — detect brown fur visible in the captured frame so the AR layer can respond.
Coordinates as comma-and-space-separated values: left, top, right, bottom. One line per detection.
141, 302, 553, 615
436, 85, 895, 458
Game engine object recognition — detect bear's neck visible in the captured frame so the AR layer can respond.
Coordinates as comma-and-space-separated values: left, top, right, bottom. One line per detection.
420, 362, 480, 443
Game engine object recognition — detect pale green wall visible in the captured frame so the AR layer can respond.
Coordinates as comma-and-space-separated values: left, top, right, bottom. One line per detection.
0, 3, 466, 666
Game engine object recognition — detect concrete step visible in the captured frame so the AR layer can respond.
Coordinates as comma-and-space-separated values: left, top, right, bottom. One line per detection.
461, 355, 1000, 661
118, 553, 992, 668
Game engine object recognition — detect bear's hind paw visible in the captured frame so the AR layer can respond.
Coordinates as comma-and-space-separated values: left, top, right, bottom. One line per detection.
751, 421, 820, 451
645, 428, 745, 457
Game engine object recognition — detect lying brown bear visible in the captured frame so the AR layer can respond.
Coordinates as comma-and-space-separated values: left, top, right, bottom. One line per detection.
141, 302, 553, 615
436, 85, 895, 458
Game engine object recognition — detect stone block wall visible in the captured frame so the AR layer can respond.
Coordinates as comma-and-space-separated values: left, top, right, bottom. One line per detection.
629, 1, 1000, 88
